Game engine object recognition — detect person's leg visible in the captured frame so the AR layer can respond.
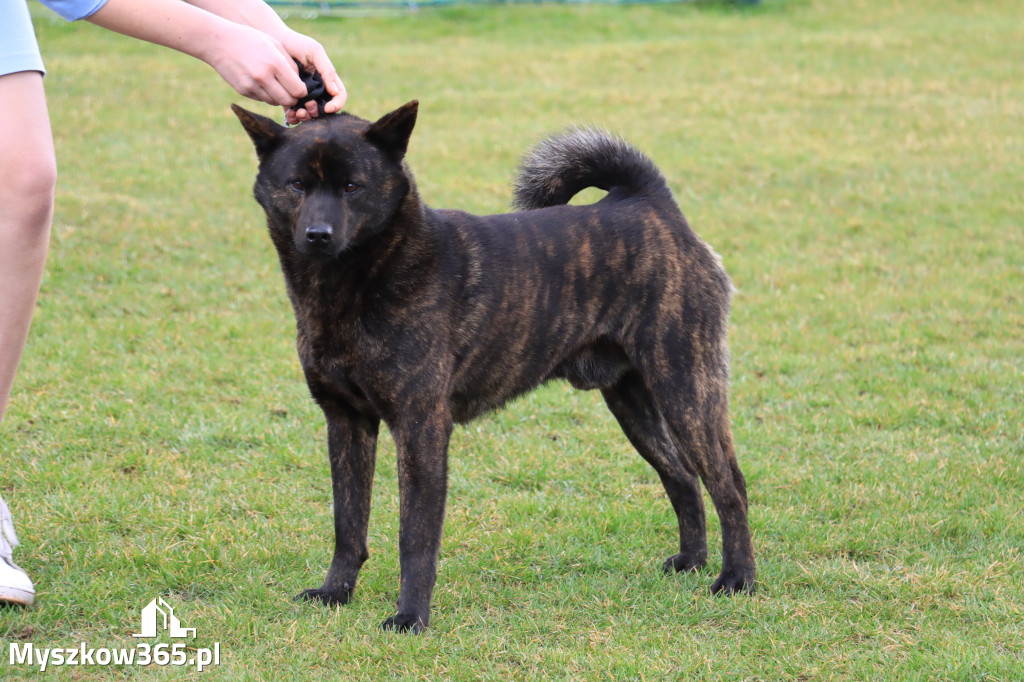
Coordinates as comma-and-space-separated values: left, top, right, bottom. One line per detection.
0, 70, 56, 418
0, 69, 58, 607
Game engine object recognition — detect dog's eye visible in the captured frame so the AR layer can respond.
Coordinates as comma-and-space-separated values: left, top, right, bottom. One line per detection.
288, 179, 305, 193
344, 182, 360, 194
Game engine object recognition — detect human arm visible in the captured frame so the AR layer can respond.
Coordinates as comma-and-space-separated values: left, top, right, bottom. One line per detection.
84, 0, 345, 121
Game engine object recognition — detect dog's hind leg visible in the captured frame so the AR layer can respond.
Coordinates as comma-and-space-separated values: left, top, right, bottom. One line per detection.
601, 370, 709, 574
381, 407, 454, 634
296, 401, 379, 607
645, 368, 755, 595
698, 416, 755, 595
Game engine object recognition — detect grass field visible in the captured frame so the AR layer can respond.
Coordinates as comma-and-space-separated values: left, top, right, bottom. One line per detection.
2, 0, 1022, 678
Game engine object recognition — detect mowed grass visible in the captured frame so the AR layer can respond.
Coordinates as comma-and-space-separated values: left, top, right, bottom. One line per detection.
2, 0, 1022, 678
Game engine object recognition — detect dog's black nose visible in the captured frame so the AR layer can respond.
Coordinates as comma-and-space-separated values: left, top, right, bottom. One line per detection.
305, 223, 334, 247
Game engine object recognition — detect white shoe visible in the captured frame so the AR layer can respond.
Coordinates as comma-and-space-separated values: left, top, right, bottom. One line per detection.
0, 496, 35, 606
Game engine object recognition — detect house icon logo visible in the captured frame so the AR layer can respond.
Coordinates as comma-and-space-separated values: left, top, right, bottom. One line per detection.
132, 597, 196, 639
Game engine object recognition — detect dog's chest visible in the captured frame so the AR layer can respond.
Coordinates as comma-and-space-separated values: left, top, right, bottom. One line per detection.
301, 351, 376, 416
294, 315, 377, 410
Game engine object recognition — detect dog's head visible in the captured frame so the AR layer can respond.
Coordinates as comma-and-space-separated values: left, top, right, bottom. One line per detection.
233, 101, 418, 260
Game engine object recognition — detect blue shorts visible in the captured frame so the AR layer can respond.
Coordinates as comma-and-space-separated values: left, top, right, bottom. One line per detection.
2, 0, 109, 77
1, 0, 46, 76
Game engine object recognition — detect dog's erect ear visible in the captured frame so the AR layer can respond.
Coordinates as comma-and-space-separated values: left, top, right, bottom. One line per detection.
232, 104, 286, 161
366, 101, 418, 161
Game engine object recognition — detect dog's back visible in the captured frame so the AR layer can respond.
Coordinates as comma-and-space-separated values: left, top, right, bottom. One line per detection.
433, 129, 733, 423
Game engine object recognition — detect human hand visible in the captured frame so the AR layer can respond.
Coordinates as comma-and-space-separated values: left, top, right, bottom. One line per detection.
202, 22, 309, 112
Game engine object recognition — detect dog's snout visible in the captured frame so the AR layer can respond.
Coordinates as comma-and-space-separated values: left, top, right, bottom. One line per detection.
295, 221, 343, 258
306, 223, 334, 246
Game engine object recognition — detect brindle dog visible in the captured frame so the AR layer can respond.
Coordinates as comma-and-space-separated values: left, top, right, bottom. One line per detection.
233, 101, 755, 633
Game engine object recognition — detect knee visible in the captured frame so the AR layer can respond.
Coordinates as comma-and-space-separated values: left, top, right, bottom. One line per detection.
12, 152, 56, 213
0, 153, 56, 241
28, 154, 57, 201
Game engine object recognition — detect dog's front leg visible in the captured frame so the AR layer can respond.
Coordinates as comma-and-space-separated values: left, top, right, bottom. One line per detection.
381, 408, 453, 634
297, 401, 379, 606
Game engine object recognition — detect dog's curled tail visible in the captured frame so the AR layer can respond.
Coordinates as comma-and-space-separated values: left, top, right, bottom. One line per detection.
512, 127, 672, 210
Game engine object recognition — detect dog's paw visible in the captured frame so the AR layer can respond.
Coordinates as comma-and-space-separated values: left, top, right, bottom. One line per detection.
294, 583, 354, 607
380, 612, 427, 634
662, 552, 708, 575
710, 569, 756, 596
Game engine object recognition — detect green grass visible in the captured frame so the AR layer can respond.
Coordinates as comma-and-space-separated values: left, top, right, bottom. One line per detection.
3, 0, 1022, 678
